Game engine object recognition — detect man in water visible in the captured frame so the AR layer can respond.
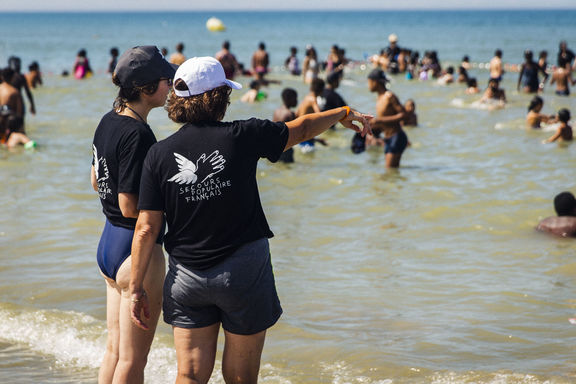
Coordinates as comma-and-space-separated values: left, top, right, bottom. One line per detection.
537, 191, 576, 237
251, 42, 270, 80
215, 40, 239, 80
169, 42, 186, 66
7, 57, 36, 133
385, 34, 401, 74
489, 49, 504, 81
550, 58, 574, 96
557, 41, 575, 71
0, 67, 35, 148
367, 68, 407, 168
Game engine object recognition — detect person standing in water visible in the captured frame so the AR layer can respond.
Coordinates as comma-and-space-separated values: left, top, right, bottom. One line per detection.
251, 42, 270, 80
91, 46, 175, 384
517, 50, 548, 94
0, 67, 35, 148
215, 40, 239, 80
550, 58, 574, 96
7, 56, 36, 132
367, 68, 407, 168
489, 49, 504, 82
128, 56, 371, 384
296, 78, 329, 152
273, 88, 298, 163
170, 42, 187, 66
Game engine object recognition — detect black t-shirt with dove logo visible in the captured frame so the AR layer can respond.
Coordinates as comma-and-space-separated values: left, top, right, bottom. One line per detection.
138, 118, 288, 269
92, 110, 158, 229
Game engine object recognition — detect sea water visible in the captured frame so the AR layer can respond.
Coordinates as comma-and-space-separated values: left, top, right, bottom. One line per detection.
1, 10, 576, 384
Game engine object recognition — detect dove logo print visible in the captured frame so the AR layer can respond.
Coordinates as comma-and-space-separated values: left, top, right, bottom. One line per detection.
168, 151, 232, 203
93, 144, 111, 200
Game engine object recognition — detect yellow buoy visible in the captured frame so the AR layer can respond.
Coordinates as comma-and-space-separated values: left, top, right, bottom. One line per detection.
206, 17, 226, 32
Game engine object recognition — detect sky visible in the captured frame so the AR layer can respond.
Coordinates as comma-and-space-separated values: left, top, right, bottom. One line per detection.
3, 0, 576, 11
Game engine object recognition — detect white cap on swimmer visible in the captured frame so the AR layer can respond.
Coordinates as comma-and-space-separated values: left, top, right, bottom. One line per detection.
173, 56, 242, 97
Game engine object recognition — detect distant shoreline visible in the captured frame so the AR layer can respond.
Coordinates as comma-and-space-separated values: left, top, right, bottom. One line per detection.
2, 9, 576, 14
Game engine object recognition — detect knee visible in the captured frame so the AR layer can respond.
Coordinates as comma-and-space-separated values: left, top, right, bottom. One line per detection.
176, 371, 202, 384
222, 370, 258, 384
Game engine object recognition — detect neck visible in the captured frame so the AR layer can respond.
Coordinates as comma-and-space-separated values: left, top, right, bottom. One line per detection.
123, 102, 150, 123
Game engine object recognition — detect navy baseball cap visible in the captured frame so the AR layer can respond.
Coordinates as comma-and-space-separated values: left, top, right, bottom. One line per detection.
367, 68, 389, 83
114, 46, 177, 88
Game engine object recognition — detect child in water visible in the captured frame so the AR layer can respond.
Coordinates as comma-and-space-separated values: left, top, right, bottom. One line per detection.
543, 108, 572, 143
241, 80, 267, 103
465, 78, 480, 94
273, 88, 298, 163
526, 96, 555, 129
402, 99, 418, 126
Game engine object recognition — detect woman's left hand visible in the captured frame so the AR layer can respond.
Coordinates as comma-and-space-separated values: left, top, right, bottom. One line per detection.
130, 290, 151, 330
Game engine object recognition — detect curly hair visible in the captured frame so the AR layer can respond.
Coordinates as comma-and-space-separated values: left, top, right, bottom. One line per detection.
166, 80, 231, 124
111, 74, 160, 112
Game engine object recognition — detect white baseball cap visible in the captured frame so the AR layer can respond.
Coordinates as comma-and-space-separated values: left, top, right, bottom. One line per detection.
173, 56, 242, 97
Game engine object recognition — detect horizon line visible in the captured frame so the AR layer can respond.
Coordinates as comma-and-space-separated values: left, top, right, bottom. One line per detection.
2, 7, 576, 13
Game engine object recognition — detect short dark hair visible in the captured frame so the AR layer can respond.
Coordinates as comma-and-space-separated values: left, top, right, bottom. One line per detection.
558, 108, 571, 123
495, 49, 502, 57
467, 77, 477, 87
259, 42, 266, 50
554, 191, 576, 216
1, 67, 15, 83
311, 78, 325, 96
167, 82, 231, 124
281, 88, 297, 108
176, 43, 184, 52
223, 40, 230, 50
528, 96, 543, 112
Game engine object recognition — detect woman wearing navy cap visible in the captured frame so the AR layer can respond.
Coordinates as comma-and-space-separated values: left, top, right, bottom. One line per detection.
91, 45, 175, 384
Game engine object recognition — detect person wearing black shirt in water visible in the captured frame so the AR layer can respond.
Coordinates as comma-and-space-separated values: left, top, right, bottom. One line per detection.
91, 46, 175, 384
129, 56, 371, 384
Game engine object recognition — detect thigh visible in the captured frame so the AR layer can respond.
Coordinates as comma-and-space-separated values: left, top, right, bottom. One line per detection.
173, 324, 220, 384
104, 278, 122, 349
115, 245, 165, 359
222, 330, 266, 384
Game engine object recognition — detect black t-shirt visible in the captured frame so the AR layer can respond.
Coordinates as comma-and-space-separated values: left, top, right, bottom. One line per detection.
92, 110, 158, 229
558, 49, 575, 67
138, 118, 289, 269
322, 88, 347, 111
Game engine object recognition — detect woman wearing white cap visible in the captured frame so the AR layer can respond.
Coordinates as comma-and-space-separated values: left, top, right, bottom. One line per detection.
91, 45, 175, 384
129, 56, 370, 383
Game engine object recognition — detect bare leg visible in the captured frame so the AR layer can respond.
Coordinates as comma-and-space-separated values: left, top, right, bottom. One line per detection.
98, 281, 122, 384
222, 330, 266, 384
105, 245, 165, 384
6, 132, 31, 148
173, 324, 220, 384
385, 153, 402, 168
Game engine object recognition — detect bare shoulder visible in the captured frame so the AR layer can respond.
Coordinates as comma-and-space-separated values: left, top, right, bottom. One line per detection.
537, 216, 576, 237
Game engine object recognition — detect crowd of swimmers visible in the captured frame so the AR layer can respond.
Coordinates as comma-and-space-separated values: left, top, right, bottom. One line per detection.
3, 37, 576, 231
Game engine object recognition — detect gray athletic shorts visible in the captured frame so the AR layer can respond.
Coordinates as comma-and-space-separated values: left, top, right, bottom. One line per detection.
163, 238, 283, 335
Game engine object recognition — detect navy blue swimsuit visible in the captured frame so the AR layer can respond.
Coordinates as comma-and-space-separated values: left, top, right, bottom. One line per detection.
384, 129, 408, 154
